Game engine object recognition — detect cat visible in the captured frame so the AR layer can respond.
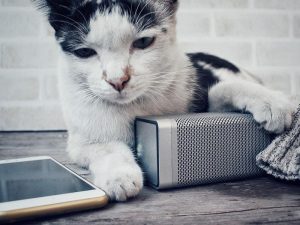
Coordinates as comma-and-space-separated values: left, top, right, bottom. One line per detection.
34, 0, 297, 201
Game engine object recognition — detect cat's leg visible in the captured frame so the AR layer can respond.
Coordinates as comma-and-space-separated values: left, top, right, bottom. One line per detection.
208, 80, 297, 134
67, 134, 143, 201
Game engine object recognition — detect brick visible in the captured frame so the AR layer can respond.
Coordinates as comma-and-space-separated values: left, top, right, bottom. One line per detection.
294, 15, 300, 38
43, 75, 59, 100
251, 70, 292, 95
0, 104, 66, 131
256, 41, 300, 67
0, 0, 299, 131
215, 13, 289, 37
0, 74, 39, 101
179, 0, 248, 9
254, 0, 300, 10
291, 74, 300, 96
179, 41, 252, 67
0, 46, 2, 66
2, 41, 59, 68
0, 11, 40, 37
177, 12, 211, 39
41, 22, 56, 37
1, 0, 32, 7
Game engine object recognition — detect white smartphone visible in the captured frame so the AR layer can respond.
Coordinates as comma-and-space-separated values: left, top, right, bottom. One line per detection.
0, 156, 108, 223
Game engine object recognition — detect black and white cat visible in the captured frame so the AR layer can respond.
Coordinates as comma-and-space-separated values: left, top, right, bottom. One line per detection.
35, 0, 297, 201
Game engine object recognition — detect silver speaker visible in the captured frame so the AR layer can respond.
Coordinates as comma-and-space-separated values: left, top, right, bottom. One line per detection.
135, 113, 273, 189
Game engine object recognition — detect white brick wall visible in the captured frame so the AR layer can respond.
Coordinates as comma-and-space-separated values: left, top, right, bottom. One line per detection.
0, 0, 299, 131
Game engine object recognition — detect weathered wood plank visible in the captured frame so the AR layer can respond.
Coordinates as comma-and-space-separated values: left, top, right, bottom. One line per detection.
0, 132, 300, 225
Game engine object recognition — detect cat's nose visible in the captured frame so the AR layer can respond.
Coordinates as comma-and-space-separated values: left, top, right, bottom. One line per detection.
105, 75, 130, 92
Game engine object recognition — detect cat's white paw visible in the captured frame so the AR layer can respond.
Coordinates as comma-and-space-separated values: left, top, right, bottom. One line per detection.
249, 94, 296, 134
68, 140, 143, 201
90, 160, 143, 201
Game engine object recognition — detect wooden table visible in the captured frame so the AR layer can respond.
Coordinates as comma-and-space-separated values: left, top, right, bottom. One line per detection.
1, 132, 300, 225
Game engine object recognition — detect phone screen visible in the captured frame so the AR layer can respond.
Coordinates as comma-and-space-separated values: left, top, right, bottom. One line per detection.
0, 159, 94, 203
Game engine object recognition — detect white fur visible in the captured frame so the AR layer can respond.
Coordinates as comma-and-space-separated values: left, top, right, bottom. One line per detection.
208, 80, 296, 134
67, 134, 143, 201
55, 5, 297, 201
57, 7, 194, 201
196, 61, 296, 133
207, 68, 297, 134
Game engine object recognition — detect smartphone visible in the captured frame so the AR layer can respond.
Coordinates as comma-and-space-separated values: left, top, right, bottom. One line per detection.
0, 156, 108, 223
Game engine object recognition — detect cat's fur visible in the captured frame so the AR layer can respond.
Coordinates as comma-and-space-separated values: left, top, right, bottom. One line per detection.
35, 0, 297, 201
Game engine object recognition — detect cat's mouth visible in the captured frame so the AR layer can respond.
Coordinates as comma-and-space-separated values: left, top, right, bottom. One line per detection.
100, 91, 138, 105
115, 93, 130, 102
88, 83, 144, 105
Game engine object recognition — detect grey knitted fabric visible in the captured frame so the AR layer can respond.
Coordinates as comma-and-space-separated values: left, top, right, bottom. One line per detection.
256, 105, 300, 180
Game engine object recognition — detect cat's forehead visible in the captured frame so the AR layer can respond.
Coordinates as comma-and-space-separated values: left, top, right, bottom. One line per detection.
81, 0, 159, 31
57, 0, 162, 50
87, 9, 135, 49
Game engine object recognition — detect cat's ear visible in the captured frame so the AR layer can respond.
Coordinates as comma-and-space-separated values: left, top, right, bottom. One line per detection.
32, 0, 82, 31
33, 0, 81, 14
160, 0, 179, 14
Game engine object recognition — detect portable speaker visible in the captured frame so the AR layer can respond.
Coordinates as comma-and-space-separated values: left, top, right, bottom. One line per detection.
135, 113, 273, 189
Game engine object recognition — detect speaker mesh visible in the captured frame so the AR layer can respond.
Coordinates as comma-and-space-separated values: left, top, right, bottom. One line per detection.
176, 114, 272, 186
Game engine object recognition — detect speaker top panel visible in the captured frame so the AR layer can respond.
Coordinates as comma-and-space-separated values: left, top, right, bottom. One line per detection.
136, 112, 253, 123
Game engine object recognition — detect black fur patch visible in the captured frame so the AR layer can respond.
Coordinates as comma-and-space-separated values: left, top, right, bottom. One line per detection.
36, 0, 170, 54
187, 53, 218, 113
92, 0, 160, 32
187, 53, 241, 112
54, 2, 98, 53
188, 52, 240, 73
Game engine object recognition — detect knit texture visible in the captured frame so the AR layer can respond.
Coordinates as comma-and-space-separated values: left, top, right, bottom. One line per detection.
256, 105, 300, 180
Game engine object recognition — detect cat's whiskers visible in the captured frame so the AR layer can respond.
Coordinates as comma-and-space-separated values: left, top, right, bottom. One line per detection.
157, 12, 176, 26
50, 12, 89, 34
138, 16, 155, 32
49, 19, 86, 38
75, 7, 89, 29
144, 91, 184, 114
133, 0, 142, 25
135, 8, 163, 32
78, 85, 103, 104
135, 0, 152, 29
135, 67, 193, 78
147, 86, 191, 103
136, 6, 174, 32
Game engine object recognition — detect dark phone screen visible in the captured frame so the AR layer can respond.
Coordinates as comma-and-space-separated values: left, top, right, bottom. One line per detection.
0, 159, 94, 203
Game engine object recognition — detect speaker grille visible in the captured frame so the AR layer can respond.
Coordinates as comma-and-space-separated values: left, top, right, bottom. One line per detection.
176, 114, 271, 186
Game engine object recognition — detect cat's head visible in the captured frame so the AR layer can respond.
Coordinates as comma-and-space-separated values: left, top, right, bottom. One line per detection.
35, 0, 180, 105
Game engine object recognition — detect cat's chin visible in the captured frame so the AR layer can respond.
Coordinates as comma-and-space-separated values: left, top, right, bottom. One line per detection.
90, 87, 144, 105
101, 93, 139, 105
108, 97, 136, 105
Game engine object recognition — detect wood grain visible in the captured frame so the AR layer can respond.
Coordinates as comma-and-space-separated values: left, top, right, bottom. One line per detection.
1, 132, 300, 225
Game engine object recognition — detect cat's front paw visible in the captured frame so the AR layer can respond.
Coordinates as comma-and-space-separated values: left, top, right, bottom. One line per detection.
91, 161, 143, 201
250, 94, 297, 134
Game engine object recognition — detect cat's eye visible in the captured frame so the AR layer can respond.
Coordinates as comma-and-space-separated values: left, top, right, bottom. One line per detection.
73, 48, 97, 58
132, 37, 156, 50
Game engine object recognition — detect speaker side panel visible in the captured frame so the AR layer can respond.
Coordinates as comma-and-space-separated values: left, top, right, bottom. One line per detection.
135, 118, 176, 189
156, 119, 176, 189
135, 120, 159, 188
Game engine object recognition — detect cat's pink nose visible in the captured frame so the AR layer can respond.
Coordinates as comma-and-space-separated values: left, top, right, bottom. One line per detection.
106, 75, 130, 92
